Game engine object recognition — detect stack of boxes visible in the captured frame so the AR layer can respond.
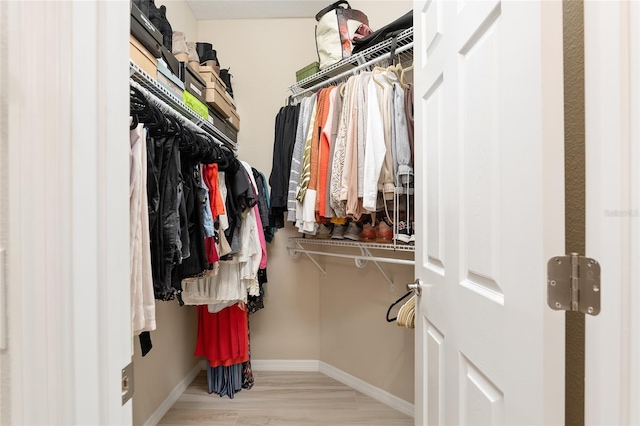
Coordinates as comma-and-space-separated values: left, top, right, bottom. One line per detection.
199, 66, 240, 136
129, 1, 239, 142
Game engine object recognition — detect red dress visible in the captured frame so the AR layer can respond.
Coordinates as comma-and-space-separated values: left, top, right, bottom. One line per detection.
194, 304, 249, 367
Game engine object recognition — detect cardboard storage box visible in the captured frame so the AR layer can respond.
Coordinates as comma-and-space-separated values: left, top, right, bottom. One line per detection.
179, 62, 207, 104
296, 61, 320, 82
224, 121, 238, 142
160, 45, 180, 78
226, 107, 240, 132
157, 59, 184, 100
198, 66, 226, 90
205, 86, 240, 131
183, 91, 208, 120
201, 76, 239, 130
130, 2, 162, 58
130, 34, 158, 77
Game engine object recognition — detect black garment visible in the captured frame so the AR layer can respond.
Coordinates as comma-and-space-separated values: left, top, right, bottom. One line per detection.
171, 156, 209, 289
352, 10, 413, 54
268, 105, 300, 228
147, 120, 183, 301
139, 332, 153, 356
252, 168, 269, 228
247, 268, 268, 315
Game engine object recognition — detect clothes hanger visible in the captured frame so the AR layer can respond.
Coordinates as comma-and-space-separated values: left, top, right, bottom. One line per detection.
400, 63, 414, 88
386, 291, 413, 322
372, 67, 387, 89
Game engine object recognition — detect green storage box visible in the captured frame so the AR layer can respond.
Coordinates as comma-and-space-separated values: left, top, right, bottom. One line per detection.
296, 62, 320, 82
183, 91, 208, 120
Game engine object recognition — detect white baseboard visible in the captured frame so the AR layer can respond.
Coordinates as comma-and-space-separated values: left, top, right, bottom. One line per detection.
251, 359, 320, 372
319, 361, 415, 418
143, 360, 206, 426
251, 359, 414, 418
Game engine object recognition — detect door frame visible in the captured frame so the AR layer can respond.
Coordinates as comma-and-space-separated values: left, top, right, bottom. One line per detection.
4, 1, 131, 424
584, 1, 640, 424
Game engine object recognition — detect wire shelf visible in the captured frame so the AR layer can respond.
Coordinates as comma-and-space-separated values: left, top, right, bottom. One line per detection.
288, 237, 415, 252
129, 59, 237, 151
288, 27, 414, 94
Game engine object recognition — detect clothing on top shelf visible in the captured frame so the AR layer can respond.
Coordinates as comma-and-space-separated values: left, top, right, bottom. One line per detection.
271, 64, 415, 238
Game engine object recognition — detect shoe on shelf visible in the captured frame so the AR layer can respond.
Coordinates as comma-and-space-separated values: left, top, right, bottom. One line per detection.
332, 224, 347, 240
360, 223, 377, 242
186, 41, 200, 72
344, 222, 361, 241
409, 221, 416, 245
316, 223, 333, 239
172, 32, 188, 62
394, 220, 411, 244
376, 220, 393, 243
196, 42, 212, 61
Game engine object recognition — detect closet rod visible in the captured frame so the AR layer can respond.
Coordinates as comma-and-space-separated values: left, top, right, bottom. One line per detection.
130, 79, 231, 149
291, 41, 414, 99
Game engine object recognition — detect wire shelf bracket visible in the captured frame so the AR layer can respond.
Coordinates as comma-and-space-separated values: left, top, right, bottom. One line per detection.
287, 237, 415, 291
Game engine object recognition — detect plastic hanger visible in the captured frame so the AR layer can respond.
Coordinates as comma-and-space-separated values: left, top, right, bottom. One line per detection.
400, 63, 414, 88
386, 291, 412, 322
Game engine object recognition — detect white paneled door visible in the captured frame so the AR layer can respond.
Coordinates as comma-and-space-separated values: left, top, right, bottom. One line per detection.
413, 1, 566, 424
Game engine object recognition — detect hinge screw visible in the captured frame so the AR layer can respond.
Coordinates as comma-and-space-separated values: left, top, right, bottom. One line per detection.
555, 302, 562, 308
593, 285, 599, 292
550, 280, 556, 286
587, 307, 594, 314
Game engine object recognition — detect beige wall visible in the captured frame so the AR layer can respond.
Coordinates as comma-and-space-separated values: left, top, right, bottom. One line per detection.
319, 250, 416, 403
198, 17, 322, 361
163, 0, 198, 42
132, 303, 200, 426
132, 2, 203, 426
198, 0, 414, 404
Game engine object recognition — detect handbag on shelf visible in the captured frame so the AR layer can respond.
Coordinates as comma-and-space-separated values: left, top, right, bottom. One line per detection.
315, 1, 371, 70
352, 10, 413, 55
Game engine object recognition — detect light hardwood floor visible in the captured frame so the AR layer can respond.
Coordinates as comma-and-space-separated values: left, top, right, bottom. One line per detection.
158, 371, 414, 426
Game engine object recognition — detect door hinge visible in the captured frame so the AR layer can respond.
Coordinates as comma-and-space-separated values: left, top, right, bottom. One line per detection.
547, 253, 600, 316
122, 361, 134, 405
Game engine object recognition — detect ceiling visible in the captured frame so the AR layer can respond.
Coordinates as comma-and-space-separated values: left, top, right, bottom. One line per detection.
185, 0, 330, 20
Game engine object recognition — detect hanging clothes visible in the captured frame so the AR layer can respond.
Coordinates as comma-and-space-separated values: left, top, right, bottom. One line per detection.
269, 63, 415, 239
130, 119, 156, 336
268, 104, 300, 228
195, 304, 249, 368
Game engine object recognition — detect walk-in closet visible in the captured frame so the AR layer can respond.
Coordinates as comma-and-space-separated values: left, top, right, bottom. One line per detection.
128, 1, 417, 425
4, 1, 639, 425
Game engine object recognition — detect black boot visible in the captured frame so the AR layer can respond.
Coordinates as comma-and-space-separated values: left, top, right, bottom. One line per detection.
132, 0, 149, 17
157, 5, 173, 51
196, 42, 213, 61
147, 0, 162, 31
219, 69, 233, 98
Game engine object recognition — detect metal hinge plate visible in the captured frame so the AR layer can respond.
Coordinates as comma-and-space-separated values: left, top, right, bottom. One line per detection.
547, 253, 601, 316
122, 361, 134, 405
